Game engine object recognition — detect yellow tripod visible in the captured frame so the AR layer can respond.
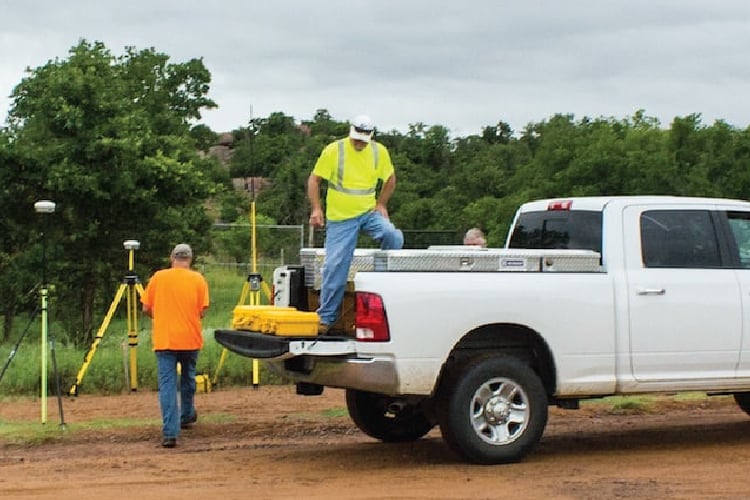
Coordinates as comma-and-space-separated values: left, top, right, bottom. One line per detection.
69, 240, 144, 396
213, 201, 272, 388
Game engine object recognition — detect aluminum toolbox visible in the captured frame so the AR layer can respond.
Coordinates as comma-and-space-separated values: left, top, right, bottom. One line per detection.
372, 248, 601, 272
300, 248, 378, 289
299, 247, 601, 288
536, 249, 602, 272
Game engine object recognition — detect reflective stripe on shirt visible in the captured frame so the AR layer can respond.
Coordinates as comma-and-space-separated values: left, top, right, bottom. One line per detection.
329, 139, 379, 195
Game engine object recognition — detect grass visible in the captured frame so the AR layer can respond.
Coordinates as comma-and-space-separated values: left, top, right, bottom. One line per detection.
0, 263, 286, 397
0, 403, 242, 447
0, 415, 160, 447
320, 407, 348, 418
0, 421, 77, 446
581, 392, 717, 414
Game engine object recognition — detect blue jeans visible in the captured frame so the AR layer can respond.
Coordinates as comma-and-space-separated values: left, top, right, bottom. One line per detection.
318, 210, 403, 326
155, 350, 199, 439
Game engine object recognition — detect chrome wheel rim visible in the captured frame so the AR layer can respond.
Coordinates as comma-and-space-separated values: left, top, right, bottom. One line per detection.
470, 377, 529, 445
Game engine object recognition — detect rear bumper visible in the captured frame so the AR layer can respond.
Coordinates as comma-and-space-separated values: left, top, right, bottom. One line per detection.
214, 329, 400, 394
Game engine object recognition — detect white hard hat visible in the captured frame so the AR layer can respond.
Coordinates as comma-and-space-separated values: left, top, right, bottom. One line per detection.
349, 114, 375, 142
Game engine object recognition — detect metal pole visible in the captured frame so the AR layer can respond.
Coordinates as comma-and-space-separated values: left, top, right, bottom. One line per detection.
40, 207, 49, 424
49, 332, 66, 429
40, 285, 48, 424
34, 200, 56, 425
0, 305, 39, 384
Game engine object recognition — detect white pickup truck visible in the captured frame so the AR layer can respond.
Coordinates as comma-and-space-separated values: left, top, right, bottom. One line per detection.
215, 195, 750, 464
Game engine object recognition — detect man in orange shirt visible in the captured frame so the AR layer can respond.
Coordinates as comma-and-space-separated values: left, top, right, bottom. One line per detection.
142, 243, 210, 448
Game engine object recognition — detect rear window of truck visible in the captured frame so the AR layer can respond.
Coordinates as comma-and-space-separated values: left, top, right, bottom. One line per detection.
508, 210, 602, 253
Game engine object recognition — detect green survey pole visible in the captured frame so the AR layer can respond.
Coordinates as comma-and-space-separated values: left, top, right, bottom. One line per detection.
40, 286, 48, 424
34, 199, 56, 425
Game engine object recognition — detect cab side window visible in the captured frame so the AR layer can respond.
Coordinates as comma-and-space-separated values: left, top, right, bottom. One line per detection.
727, 212, 750, 269
640, 210, 721, 268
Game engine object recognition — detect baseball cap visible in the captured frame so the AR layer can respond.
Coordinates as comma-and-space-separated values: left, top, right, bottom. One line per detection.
349, 114, 375, 143
171, 243, 193, 259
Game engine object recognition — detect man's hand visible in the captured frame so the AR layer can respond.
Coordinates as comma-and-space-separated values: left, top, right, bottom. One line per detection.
307, 175, 325, 228
373, 203, 389, 219
309, 207, 325, 228
373, 175, 396, 220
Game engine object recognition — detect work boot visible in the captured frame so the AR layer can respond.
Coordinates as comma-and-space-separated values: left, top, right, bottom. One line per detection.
162, 437, 177, 448
317, 323, 331, 335
181, 411, 197, 429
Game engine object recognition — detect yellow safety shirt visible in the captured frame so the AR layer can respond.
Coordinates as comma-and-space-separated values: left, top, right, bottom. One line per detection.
312, 139, 395, 221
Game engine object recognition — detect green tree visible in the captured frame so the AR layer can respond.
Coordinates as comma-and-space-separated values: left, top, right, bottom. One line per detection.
230, 112, 305, 178
189, 124, 218, 152
4, 40, 218, 344
306, 108, 348, 139
0, 132, 42, 340
619, 111, 673, 194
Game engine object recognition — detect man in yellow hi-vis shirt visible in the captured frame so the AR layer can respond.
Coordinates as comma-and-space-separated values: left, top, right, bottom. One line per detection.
307, 115, 403, 334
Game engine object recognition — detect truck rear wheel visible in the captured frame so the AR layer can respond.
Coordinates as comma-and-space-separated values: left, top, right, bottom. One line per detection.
345, 389, 434, 442
733, 392, 750, 416
438, 354, 548, 464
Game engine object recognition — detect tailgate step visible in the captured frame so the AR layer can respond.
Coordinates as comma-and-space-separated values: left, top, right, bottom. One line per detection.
214, 329, 358, 359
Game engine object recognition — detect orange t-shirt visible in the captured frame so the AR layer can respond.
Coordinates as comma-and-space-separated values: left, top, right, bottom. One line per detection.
141, 267, 210, 350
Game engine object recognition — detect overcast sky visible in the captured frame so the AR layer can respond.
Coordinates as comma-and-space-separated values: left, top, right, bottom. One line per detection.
2, 1, 750, 137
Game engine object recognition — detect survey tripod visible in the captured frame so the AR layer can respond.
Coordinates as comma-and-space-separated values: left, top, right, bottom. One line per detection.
69, 240, 144, 396
213, 200, 272, 388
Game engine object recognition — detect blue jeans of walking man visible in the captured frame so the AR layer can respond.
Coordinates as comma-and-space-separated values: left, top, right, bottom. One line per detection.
156, 349, 199, 440
318, 211, 403, 327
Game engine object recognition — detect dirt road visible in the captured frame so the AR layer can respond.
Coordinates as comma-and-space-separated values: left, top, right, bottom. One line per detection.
1, 385, 749, 499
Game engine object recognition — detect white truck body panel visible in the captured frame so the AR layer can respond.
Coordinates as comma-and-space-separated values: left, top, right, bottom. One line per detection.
354, 271, 616, 395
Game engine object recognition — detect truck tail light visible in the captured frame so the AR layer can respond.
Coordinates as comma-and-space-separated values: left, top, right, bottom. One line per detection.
355, 292, 390, 342
548, 200, 572, 211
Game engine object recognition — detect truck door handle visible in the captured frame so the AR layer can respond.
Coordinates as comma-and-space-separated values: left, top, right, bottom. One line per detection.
636, 288, 666, 296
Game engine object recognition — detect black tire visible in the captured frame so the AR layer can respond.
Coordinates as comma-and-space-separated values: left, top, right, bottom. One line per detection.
733, 392, 750, 416
437, 354, 548, 464
345, 389, 434, 442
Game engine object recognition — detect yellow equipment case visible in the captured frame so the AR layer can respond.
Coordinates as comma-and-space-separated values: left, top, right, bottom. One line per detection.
232, 305, 293, 331
195, 373, 212, 393
231, 305, 319, 337
258, 309, 319, 337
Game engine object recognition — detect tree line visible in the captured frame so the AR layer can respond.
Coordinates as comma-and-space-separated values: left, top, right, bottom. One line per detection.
2, 39, 750, 345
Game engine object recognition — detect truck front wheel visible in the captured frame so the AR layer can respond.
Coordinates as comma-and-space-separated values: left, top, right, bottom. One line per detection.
345, 389, 434, 442
438, 354, 548, 464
